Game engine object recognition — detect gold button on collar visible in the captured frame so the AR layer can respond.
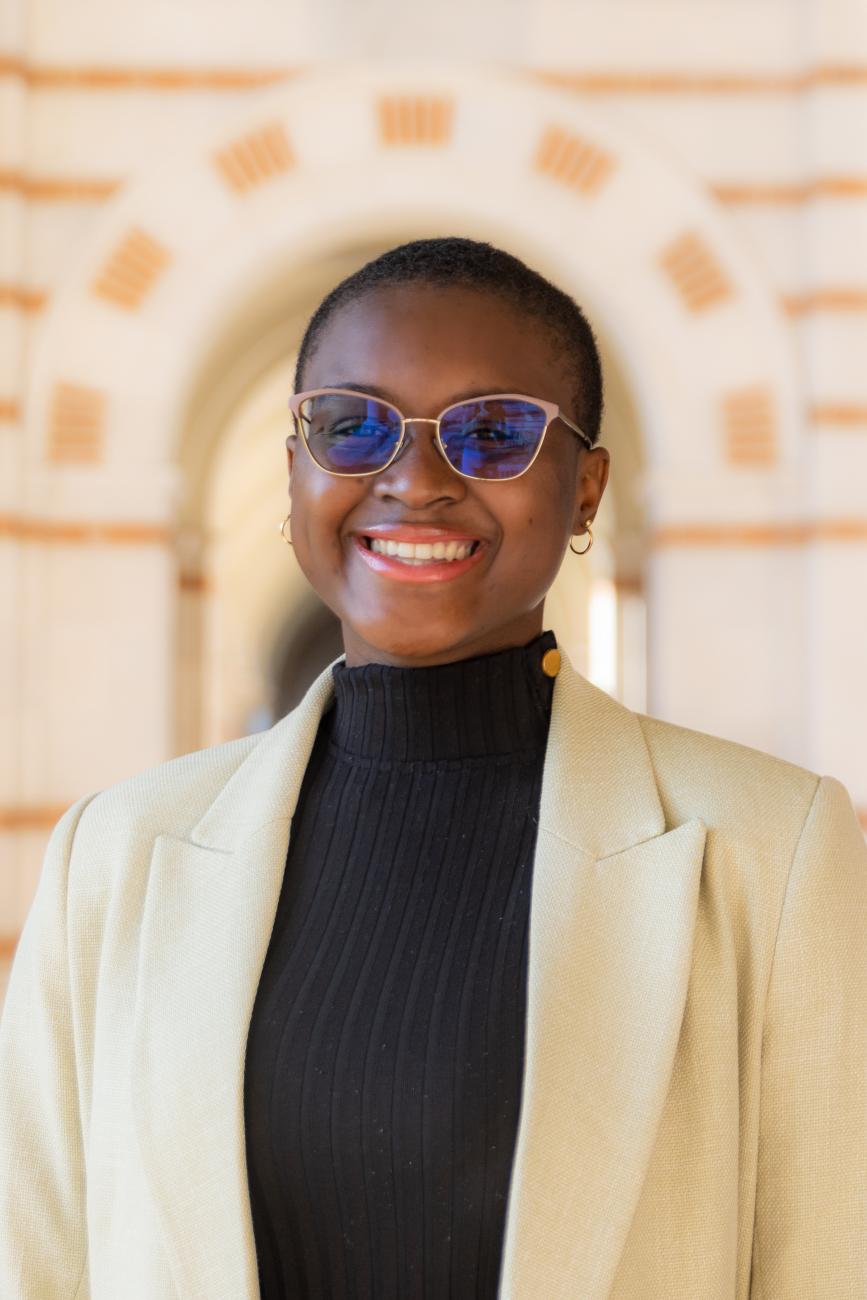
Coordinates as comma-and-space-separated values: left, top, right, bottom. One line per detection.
541, 647, 561, 678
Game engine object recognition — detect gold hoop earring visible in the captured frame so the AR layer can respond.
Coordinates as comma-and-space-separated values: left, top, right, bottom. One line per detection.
569, 522, 593, 556
278, 513, 293, 546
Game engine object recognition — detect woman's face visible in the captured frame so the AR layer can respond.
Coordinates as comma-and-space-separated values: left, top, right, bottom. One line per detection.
285, 282, 610, 667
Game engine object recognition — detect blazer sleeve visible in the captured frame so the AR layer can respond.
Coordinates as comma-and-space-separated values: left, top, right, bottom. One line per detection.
751, 773, 867, 1298
0, 791, 99, 1299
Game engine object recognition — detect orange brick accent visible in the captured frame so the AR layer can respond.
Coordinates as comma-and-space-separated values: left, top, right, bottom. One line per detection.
377, 96, 454, 146
613, 574, 644, 596
814, 520, 867, 541
784, 288, 867, 315
0, 56, 294, 89
0, 167, 120, 199
533, 125, 616, 195
0, 932, 19, 961
213, 122, 295, 194
0, 514, 171, 544
1, 58, 866, 96
651, 520, 867, 546
713, 177, 867, 204
91, 226, 171, 309
0, 804, 71, 831
659, 231, 733, 312
178, 572, 209, 593
533, 66, 867, 94
810, 404, 867, 427
722, 388, 778, 466
652, 523, 807, 547
0, 283, 48, 312
47, 382, 105, 463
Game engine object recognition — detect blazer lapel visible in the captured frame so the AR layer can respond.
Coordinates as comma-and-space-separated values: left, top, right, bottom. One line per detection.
131, 649, 706, 1300
497, 658, 707, 1299
131, 655, 341, 1300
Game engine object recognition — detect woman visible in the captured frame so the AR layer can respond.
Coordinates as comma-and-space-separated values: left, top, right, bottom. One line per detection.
1, 237, 865, 1300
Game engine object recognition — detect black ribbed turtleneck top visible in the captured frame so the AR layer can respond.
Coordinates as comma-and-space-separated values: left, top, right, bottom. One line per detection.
243, 629, 558, 1300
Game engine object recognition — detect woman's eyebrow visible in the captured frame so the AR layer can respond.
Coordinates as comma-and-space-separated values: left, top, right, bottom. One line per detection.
325, 380, 520, 404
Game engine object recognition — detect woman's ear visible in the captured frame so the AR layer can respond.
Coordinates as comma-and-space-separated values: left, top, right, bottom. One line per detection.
572, 445, 610, 531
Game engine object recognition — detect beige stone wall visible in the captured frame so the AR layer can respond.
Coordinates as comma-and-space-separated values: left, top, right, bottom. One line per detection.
3, 0, 867, 997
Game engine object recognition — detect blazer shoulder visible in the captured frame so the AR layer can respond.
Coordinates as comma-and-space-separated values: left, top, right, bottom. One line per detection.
70, 729, 264, 849
634, 710, 821, 841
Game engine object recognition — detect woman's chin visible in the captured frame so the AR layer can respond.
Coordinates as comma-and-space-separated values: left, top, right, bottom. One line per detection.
341, 618, 489, 667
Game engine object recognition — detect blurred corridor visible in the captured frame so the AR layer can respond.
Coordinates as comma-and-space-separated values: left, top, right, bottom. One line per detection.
2, 0, 867, 996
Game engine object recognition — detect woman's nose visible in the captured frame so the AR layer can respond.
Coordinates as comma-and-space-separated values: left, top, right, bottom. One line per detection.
372, 420, 463, 501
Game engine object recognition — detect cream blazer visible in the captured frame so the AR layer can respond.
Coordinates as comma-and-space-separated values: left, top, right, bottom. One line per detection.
1, 650, 866, 1300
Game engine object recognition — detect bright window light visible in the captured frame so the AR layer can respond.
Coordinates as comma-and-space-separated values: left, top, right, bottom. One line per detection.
588, 577, 617, 695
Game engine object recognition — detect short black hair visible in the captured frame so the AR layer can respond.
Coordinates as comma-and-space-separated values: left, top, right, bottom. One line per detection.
293, 236, 604, 445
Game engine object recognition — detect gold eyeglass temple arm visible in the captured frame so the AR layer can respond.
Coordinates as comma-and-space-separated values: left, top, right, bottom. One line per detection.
557, 413, 594, 450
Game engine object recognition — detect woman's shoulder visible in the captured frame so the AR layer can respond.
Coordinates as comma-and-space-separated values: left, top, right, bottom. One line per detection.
633, 708, 826, 840
70, 729, 266, 848
635, 707, 819, 786
571, 666, 830, 839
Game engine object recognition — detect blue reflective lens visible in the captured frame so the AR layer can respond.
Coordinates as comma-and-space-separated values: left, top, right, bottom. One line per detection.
439, 399, 546, 479
300, 394, 402, 473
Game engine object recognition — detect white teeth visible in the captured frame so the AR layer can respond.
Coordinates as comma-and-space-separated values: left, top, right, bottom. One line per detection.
368, 537, 476, 562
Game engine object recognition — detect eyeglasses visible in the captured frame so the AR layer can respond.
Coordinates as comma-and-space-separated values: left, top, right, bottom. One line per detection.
287, 387, 593, 482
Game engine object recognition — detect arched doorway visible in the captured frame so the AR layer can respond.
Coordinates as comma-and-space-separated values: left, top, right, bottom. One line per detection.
26, 64, 800, 759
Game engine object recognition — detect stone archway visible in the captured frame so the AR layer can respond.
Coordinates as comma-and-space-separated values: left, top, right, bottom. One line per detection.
25, 63, 802, 759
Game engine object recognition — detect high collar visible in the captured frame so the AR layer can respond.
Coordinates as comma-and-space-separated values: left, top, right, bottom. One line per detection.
324, 629, 558, 762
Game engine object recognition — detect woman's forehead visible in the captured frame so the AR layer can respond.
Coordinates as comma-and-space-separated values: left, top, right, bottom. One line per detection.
304, 282, 569, 398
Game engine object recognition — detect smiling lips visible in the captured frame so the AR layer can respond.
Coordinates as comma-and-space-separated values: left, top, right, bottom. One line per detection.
352, 531, 486, 584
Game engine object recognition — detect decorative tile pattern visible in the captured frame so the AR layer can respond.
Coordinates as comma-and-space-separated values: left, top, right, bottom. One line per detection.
91, 227, 171, 309
213, 122, 295, 193
659, 230, 733, 312
47, 382, 105, 463
377, 96, 454, 146
722, 387, 778, 465
533, 125, 616, 195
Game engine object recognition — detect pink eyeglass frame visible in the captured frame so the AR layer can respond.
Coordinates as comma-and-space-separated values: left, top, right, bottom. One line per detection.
287, 386, 593, 482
